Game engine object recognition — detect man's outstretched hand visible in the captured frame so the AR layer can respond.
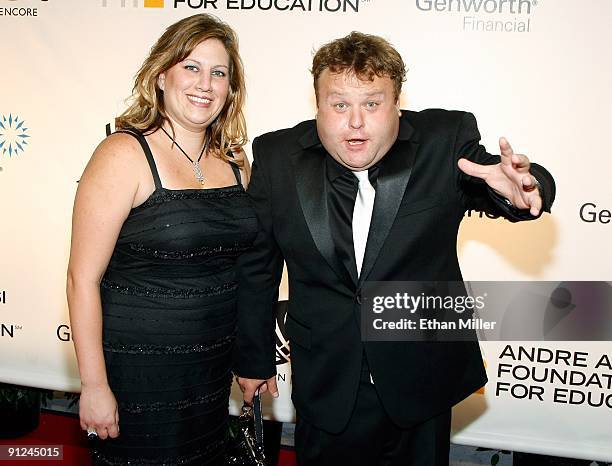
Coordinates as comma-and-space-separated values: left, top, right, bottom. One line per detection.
458, 137, 542, 216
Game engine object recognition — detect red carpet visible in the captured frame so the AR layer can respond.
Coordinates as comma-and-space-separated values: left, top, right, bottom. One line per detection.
278, 448, 298, 466
0, 412, 90, 465
0, 411, 296, 465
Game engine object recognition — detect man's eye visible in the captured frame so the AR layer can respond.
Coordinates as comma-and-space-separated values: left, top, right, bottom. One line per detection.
366, 101, 379, 108
335, 103, 347, 110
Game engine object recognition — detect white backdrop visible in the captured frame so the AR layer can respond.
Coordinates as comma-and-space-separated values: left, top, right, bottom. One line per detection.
1, 0, 611, 461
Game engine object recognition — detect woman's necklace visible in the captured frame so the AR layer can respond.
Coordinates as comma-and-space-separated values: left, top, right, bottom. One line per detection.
160, 126, 207, 186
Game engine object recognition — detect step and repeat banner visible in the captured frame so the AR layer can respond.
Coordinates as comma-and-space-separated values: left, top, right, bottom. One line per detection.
1, 0, 611, 462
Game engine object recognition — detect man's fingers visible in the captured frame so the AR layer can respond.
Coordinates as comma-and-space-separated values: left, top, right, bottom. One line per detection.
519, 180, 542, 216
512, 153, 531, 171
268, 377, 279, 398
521, 175, 537, 191
499, 137, 514, 159
242, 385, 256, 404
457, 158, 490, 179
236, 376, 279, 403
238, 378, 264, 404
528, 192, 542, 216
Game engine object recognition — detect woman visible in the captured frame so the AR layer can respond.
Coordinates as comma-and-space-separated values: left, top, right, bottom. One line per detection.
66, 14, 257, 465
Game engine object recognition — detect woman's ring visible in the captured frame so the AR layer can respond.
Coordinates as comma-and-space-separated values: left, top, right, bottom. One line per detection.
87, 427, 98, 440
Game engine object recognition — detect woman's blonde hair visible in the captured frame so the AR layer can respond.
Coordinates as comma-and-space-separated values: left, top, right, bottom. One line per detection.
115, 14, 247, 165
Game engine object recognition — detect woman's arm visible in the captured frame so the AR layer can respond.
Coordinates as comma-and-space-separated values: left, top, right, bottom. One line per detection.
66, 133, 145, 440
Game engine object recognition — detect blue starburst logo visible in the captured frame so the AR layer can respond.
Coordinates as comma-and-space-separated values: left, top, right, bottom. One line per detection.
0, 114, 30, 157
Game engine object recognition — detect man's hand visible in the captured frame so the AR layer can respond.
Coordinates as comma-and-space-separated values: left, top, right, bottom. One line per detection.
458, 137, 542, 216
237, 376, 279, 404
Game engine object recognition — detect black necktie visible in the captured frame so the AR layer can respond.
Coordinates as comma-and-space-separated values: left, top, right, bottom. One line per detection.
328, 170, 359, 279
327, 167, 380, 281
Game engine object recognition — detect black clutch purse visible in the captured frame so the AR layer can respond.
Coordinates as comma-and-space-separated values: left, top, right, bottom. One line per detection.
226, 393, 267, 466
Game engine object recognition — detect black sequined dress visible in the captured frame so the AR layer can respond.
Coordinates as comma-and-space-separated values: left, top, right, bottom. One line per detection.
92, 131, 257, 465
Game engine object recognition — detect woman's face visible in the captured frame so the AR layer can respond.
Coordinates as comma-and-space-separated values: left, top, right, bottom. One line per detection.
158, 38, 231, 133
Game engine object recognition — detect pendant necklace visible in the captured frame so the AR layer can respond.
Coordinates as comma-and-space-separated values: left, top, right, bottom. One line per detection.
160, 126, 207, 186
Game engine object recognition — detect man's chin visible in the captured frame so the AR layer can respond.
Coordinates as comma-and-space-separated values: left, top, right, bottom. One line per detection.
335, 153, 376, 171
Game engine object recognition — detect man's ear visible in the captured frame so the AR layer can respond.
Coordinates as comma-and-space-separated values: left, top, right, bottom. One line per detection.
396, 100, 401, 117
157, 73, 166, 92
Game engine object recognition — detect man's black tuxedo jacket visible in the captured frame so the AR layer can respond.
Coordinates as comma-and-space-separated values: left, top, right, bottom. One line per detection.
235, 109, 555, 433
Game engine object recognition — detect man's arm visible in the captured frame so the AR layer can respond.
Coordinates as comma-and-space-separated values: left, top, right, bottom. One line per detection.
234, 136, 285, 402
454, 112, 555, 219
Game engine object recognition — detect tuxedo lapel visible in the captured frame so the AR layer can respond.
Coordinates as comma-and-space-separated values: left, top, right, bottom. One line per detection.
293, 125, 356, 287
358, 117, 419, 286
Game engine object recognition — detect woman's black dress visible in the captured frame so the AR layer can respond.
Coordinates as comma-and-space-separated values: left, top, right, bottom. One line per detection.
92, 131, 257, 465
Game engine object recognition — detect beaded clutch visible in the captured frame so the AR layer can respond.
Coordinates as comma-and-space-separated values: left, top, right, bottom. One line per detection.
226, 393, 267, 466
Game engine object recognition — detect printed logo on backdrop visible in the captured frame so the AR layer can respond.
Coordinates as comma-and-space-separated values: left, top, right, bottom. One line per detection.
464, 208, 501, 220
1, 290, 23, 339
101, 0, 361, 13
579, 202, 611, 225
414, 0, 539, 33
56, 324, 72, 342
0, 0, 49, 18
0, 114, 30, 157
491, 284, 612, 409
101, 0, 164, 7
275, 301, 290, 365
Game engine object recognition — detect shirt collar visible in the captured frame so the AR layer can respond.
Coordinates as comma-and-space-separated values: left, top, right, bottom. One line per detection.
325, 155, 381, 188
326, 154, 351, 183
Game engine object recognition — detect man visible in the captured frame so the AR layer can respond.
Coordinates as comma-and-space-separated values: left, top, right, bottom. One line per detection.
235, 32, 554, 466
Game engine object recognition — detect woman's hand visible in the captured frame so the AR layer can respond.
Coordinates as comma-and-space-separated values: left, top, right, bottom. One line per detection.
79, 383, 120, 440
